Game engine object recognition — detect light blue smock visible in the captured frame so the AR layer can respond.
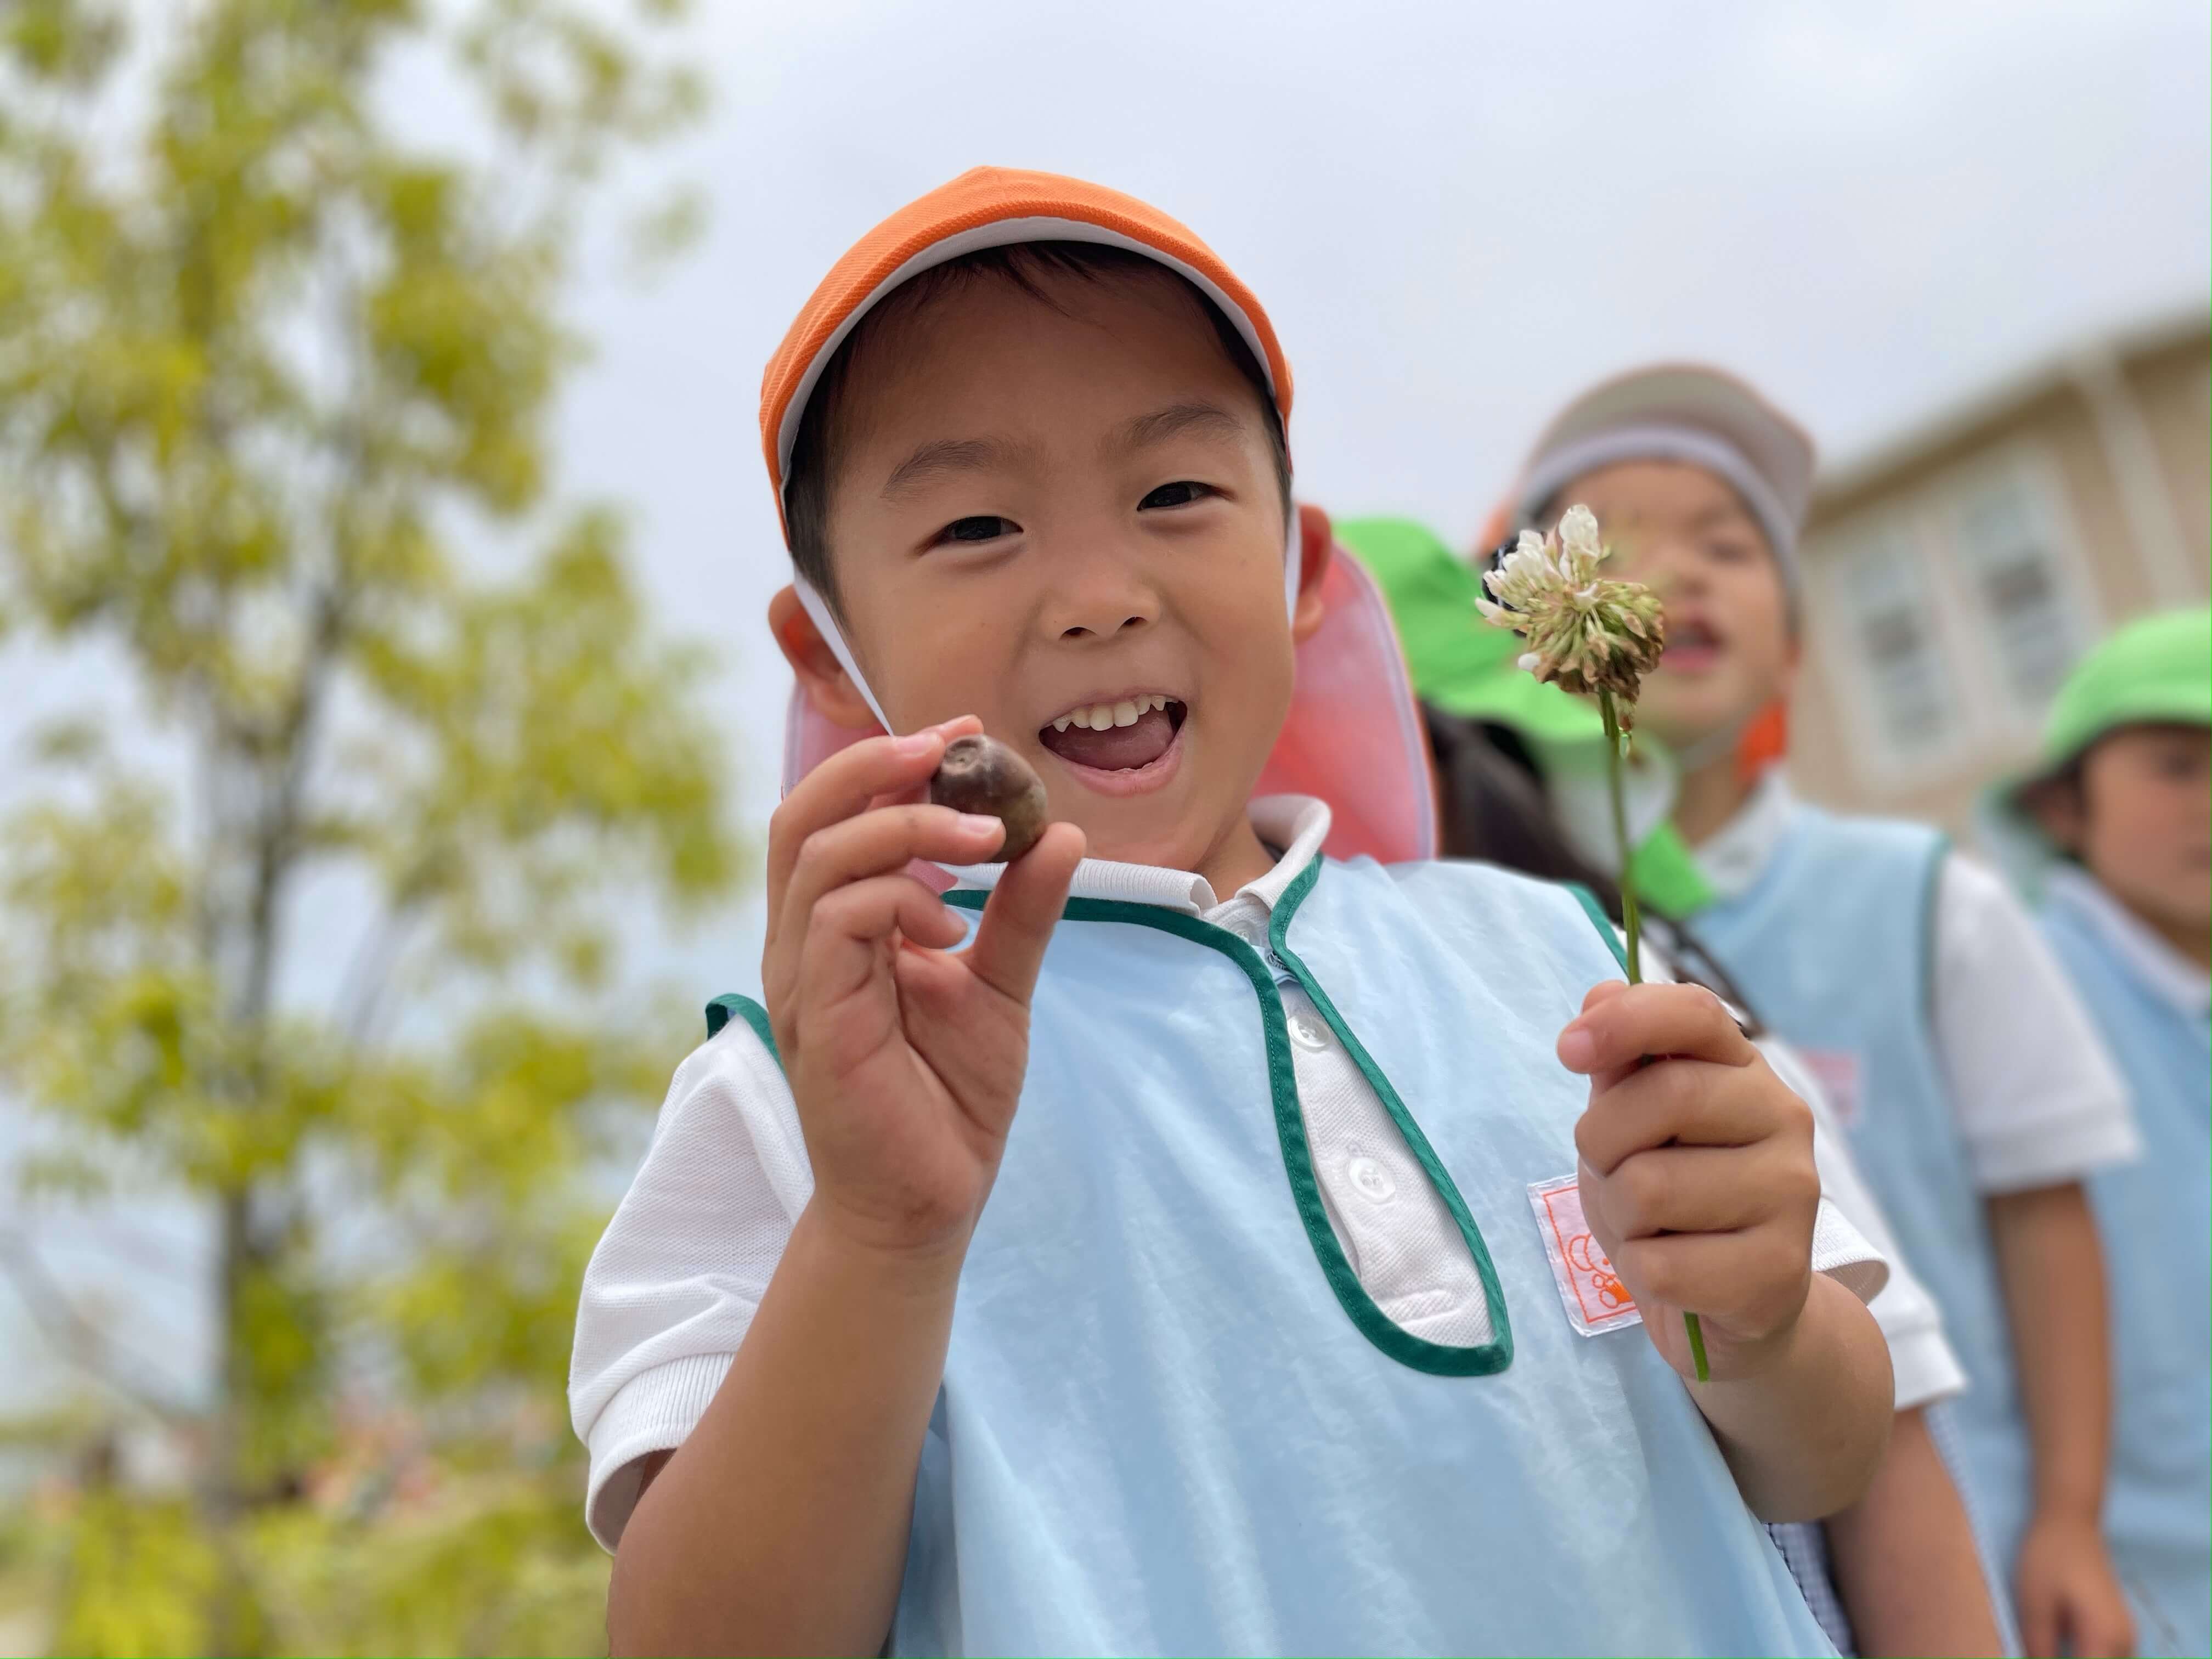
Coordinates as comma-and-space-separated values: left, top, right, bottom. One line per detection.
719, 855, 1837, 1656
1689, 808, 2036, 1591
2039, 886, 2210, 1657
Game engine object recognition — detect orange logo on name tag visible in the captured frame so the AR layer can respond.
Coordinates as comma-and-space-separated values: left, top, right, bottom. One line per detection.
1527, 1174, 1642, 1336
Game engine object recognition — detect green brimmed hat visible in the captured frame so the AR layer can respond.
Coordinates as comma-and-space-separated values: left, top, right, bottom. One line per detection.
1983, 605, 2211, 885
2030, 605, 2211, 777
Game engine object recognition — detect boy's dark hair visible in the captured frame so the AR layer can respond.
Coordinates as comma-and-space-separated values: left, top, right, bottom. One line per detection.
783, 241, 1293, 613
1425, 703, 1768, 1032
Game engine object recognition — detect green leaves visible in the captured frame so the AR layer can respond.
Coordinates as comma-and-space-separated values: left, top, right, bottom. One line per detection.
0, 0, 727, 1649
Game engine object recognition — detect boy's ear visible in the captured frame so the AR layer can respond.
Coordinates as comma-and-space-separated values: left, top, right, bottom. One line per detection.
768, 585, 881, 731
1291, 501, 1333, 645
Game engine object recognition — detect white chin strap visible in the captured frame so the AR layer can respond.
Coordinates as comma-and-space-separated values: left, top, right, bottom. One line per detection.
792, 574, 894, 732
792, 512, 1305, 737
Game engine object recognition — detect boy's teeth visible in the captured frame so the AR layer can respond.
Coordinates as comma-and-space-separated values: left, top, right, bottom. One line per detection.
1053, 695, 1175, 733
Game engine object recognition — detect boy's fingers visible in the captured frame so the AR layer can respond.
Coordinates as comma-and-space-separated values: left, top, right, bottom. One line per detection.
1580, 979, 1630, 1013
1573, 1059, 1798, 1173
1586, 1143, 1801, 1239
1608, 1227, 1806, 1327
963, 822, 1084, 1007
764, 802, 1005, 1012
778, 803, 1007, 949
765, 718, 982, 910
1558, 980, 1753, 1079
794, 874, 970, 1012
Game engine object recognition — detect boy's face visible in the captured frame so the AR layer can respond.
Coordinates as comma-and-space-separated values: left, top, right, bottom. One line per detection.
1553, 461, 1794, 757
795, 267, 1300, 872
2040, 723, 2212, 936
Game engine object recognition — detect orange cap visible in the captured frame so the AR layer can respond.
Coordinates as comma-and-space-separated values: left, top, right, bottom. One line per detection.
758, 166, 1294, 539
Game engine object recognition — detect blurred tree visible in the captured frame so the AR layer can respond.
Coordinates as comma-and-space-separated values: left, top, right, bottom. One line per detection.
0, 0, 734, 1651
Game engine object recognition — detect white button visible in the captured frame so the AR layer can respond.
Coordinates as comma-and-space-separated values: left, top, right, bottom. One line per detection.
1347, 1156, 1396, 1204
1289, 1014, 1329, 1051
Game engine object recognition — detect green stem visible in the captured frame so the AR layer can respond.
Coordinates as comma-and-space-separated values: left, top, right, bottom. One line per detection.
1598, 690, 1707, 1383
1597, 693, 1643, 986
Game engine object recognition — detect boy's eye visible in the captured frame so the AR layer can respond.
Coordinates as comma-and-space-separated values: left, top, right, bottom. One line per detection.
1703, 537, 1758, 566
1138, 481, 1214, 511
934, 515, 1017, 545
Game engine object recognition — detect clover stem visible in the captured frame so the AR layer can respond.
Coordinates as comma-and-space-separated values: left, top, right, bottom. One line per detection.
1598, 689, 1707, 1383
1597, 692, 1643, 987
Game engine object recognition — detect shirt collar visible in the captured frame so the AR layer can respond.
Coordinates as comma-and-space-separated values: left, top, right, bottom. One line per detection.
949, 795, 1332, 917
1688, 768, 1798, 903
2045, 863, 2212, 1021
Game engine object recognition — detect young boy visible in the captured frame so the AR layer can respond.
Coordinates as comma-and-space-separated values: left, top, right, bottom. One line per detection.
2010, 606, 2211, 1657
1503, 366, 2143, 1659
566, 172, 1895, 1656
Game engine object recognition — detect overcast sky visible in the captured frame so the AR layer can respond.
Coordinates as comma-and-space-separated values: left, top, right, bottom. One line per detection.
569, 0, 2209, 882
5, 0, 2207, 1414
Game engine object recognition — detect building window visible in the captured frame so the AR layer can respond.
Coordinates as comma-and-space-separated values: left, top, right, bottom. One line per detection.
1835, 524, 1957, 763
1949, 464, 2084, 711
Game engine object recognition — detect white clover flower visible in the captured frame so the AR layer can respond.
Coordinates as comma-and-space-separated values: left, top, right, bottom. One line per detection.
1476, 504, 1667, 719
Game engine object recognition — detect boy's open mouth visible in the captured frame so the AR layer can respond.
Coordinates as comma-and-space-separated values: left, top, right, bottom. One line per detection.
1038, 694, 1187, 774
1661, 617, 1724, 671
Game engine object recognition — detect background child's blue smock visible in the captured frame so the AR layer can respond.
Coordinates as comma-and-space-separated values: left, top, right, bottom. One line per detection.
1691, 806, 2036, 1581
2039, 871, 2210, 1657
857, 854, 1839, 1656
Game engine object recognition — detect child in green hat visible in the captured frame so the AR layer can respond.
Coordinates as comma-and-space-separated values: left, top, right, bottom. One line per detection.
2007, 606, 2210, 1657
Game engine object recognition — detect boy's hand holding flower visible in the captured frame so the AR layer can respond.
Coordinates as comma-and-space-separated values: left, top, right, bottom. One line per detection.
1560, 979, 1822, 1384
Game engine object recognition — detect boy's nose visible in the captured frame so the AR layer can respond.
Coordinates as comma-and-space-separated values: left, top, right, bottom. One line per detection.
1627, 539, 1701, 598
1043, 564, 1159, 642
1059, 612, 1149, 641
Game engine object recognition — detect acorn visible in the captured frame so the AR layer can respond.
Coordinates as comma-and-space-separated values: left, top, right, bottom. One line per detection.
930, 734, 1052, 862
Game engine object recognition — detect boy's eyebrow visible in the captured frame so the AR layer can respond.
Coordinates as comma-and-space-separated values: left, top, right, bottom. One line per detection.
881, 436, 1038, 500
1110, 399, 1249, 454
1689, 499, 1759, 531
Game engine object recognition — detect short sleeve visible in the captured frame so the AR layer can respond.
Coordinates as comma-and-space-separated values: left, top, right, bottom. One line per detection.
1931, 856, 2142, 1194
1763, 1036, 1966, 1412
567, 1016, 811, 1550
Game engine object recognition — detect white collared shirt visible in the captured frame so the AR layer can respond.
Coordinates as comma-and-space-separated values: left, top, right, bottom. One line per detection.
2043, 863, 2212, 1022
569, 794, 1887, 1549
1694, 771, 2141, 1193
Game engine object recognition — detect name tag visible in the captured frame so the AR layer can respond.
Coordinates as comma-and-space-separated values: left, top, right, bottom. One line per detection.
1527, 1174, 1641, 1336
1796, 1048, 1865, 1130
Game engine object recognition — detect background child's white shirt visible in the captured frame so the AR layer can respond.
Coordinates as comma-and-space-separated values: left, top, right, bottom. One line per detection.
1696, 771, 2140, 1192
569, 795, 1888, 1552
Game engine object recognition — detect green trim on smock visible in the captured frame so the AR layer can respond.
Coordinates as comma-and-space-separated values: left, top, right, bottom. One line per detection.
706, 992, 778, 1059
1566, 884, 1629, 973
946, 867, 1514, 1377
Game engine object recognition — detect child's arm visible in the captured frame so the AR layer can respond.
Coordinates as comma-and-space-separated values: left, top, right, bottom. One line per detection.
607, 720, 1083, 1658
1824, 1406, 2006, 1657
1987, 1183, 2134, 1659
1563, 981, 1893, 1522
